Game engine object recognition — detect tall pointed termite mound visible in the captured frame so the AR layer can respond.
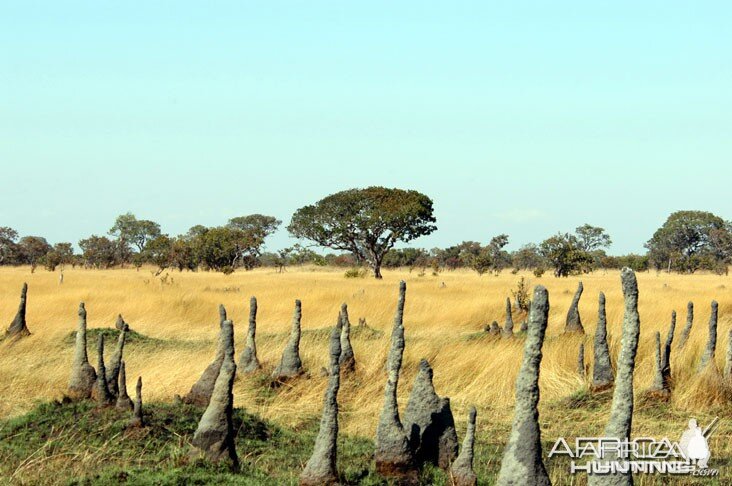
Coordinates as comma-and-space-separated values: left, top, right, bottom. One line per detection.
5, 283, 30, 339
564, 281, 584, 333
660, 311, 676, 387
95, 334, 114, 406
116, 361, 134, 410
577, 343, 586, 379
403, 359, 458, 469
114, 314, 127, 331
191, 319, 239, 471
646, 332, 670, 399
272, 300, 304, 381
183, 305, 228, 406
592, 292, 614, 392
375, 281, 417, 482
724, 330, 732, 383
106, 322, 129, 398
129, 376, 144, 427
503, 297, 514, 337
68, 303, 97, 400
300, 312, 343, 485
238, 297, 261, 373
450, 407, 478, 486
339, 303, 356, 373
677, 302, 694, 350
698, 301, 718, 372
588, 268, 641, 486
496, 285, 551, 486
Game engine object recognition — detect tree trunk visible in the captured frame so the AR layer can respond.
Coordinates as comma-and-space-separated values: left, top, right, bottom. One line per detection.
373, 263, 383, 279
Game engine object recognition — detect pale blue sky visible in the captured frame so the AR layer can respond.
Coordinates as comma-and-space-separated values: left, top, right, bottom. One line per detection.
1, 2, 730, 254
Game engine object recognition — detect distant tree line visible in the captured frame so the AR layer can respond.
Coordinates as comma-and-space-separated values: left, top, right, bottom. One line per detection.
0, 187, 730, 278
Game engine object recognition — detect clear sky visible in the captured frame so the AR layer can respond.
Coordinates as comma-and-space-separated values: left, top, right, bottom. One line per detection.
1, 2, 730, 254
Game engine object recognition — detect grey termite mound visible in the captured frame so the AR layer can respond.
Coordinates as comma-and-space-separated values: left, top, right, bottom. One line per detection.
238, 297, 261, 373
68, 302, 97, 400
588, 268, 641, 486
339, 303, 356, 373
450, 406, 478, 486
374, 281, 417, 483
191, 319, 239, 471
496, 285, 551, 486
565, 281, 584, 334
592, 292, 614, 392
5, 283, 30, 339
272, 300, 304, 381
698, 301, 718, 372
299, 313, 343, 485
183, 305, 228, 406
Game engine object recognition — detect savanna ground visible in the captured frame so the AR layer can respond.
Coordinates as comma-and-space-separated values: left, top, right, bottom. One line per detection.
0, 266, 730, 485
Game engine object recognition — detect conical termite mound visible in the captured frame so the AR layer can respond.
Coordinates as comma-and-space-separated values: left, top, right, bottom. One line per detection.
68, 302, 97, 400
698, 301, 718, 372
577, 342, 586, 379
128, 376, 144, 428
660, 311, 675, 389
95, 334, 114, 406
272, 300, 305, 382
496, 285, 551, 486
183, 305, 228, 407
116, 360, 134, 411
588, 268, 641, 486
564, 281, 584, 333
450, 406, 478, 486
677, 302, 694, 350
5, 283, 30, 339
339, 303, 356, 373
591, 292, 614, 392
375, 281, 417, 483
300, 312, 343, 485
191, 319, 239, 471
106, 322, 129, 398
503, 297, 514, 337
645, 332, 670, 400
403, 359, 458, 469
238, 297, 261, 373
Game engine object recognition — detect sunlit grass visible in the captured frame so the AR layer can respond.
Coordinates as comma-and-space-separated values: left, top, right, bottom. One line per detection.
0, 265, 730, 483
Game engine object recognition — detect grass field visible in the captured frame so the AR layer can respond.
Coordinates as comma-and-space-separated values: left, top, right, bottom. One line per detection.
0, 265, 730, 484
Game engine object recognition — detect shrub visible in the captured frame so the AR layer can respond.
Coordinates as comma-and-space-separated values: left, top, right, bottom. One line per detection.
344, 268, 367, 279
511, 277, 531, 312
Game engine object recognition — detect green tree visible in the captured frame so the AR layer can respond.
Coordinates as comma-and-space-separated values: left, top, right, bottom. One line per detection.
539, 233, 593, 277
109, 213, 162, 253
487, 234, 511, 273
227, 214, 281, 240
194, 226, 263, 274
645, 210, 732, 273
575, 224, 612, 252
79, 235, 118, 269
288, 187, 437, 279
0, 226, 20, 265
43, 242, 75, 271
170, 237, 198, 271
511, 243, 546, 270
470, 247, 493, 275
18, 236, 52, 272
141, 235, 175, 274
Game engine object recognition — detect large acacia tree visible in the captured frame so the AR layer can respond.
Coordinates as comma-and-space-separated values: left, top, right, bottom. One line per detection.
288, 187, 437, 278
646, 210, 732, 273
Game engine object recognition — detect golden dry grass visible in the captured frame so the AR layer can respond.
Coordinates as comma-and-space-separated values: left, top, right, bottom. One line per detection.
0, 265, 730, 482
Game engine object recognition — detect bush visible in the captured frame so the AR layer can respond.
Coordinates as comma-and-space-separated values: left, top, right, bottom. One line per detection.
344, 267, 367, 279
533, 267, 545, 278
511, 277, 531, 312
